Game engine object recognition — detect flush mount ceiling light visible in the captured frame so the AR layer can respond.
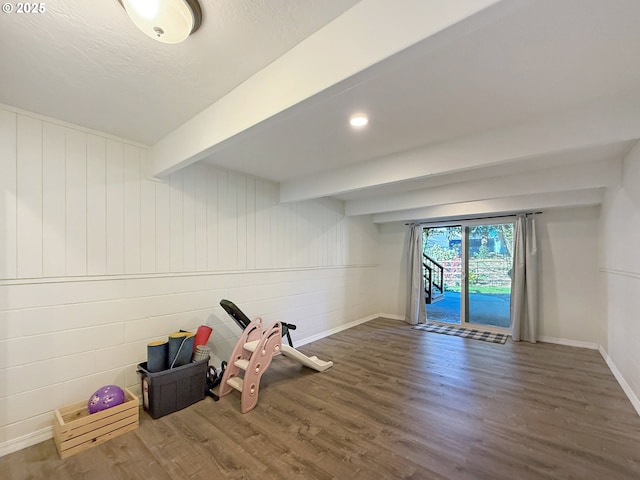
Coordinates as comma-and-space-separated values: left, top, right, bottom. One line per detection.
118, 0, 202, 44
349, 114, 369, 128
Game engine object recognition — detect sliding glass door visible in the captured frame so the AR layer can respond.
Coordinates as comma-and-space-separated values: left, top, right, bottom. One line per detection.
466, 222, 513, 328
424, 220, 514, 331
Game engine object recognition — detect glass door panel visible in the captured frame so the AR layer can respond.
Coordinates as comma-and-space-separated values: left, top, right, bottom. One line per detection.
423, 226, 462, 324
466, 223, 514, 328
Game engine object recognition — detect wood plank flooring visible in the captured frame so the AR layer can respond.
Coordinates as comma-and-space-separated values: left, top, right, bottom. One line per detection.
2, 317, 640, 479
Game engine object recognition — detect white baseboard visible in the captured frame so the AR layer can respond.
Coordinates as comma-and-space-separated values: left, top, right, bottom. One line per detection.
379, 313, 405, 321
295, 313, 379, 347
599, 346, 640, 417
537, 336, 599, 350
0, 426, 52, 458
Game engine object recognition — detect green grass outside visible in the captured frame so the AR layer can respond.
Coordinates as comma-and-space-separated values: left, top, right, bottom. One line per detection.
445, 285, 511, 295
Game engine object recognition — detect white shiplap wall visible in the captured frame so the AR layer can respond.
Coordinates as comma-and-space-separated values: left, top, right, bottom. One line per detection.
0, 106, 380, 454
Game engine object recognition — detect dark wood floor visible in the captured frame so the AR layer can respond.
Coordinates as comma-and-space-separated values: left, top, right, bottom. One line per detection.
3, 317, 640, 479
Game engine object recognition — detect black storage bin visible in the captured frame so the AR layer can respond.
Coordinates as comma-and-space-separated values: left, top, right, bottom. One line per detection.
138, 359, 208, 419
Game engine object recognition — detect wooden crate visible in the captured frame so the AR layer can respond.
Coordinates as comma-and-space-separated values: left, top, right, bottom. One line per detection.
53, 387, 139, 459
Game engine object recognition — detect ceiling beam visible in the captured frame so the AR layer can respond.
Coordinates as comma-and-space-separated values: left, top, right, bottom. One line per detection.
372, 188, 605, 224
146, 0, 513, 178
280, 91, 640, 203
346, 157, 621, 216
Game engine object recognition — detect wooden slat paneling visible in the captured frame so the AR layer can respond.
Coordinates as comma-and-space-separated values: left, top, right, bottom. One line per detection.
140, 177, 156, 273
42, 122, 66, 277
169, 171, 183, 272
1, 110, 372, 281
154, 179, 171, 273
217, 169, 236, 270
235, 172, 247, 271
16, 115, 42, 278
182, 166, 196, 272
245, 176, 256, 270
254, 179, 271, 269
106, 140, 125, 274
124, 145, 141, 274
206, 167, 219, 271
0, 109, 17, 279
194, 163, 207, 272
65, 127, 87, 276
87, 134, 107, 275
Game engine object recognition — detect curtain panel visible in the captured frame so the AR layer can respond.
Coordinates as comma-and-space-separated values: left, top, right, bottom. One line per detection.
510, 214, 539, 342
406, 224, 427, 325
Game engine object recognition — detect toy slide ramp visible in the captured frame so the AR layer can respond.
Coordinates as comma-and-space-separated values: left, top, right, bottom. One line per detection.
280, 344, 333, 372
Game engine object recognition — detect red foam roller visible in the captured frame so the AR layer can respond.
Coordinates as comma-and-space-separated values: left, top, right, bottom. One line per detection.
193, 325, 212, 352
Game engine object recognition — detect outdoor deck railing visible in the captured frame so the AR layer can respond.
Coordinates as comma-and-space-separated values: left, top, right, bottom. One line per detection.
423, 253, 444, 304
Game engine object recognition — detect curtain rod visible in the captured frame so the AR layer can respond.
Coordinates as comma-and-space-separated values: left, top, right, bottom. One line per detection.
405, 211, 542, 226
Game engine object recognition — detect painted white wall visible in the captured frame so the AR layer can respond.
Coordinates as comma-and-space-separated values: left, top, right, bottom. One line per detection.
377, 222, 409, 317
375, 207, 603, 347
536, 207, 602, 345
599, 140, 640, 410
0, 106, 380, 454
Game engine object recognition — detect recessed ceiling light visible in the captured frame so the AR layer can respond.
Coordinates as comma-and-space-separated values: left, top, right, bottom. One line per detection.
350, 114, 369, 128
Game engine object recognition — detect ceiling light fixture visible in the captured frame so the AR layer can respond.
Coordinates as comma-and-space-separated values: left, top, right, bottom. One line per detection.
118, 0, 203, 44
350, 114, 369, 128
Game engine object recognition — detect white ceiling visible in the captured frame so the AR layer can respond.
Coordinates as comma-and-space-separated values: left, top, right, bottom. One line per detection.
3, 0, 640, 223
0, 0, 361, 144
205, 0, 640, 182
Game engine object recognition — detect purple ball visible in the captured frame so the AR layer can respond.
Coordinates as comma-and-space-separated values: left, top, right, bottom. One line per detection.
87, 385, 125, 414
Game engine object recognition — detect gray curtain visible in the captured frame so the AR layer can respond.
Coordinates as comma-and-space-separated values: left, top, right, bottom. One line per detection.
406, 224, 427, 325
510, 214, 538, 342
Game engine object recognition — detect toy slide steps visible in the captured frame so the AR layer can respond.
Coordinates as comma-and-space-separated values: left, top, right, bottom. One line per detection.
219, 317, 333, 413
280, 344, 333, 372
